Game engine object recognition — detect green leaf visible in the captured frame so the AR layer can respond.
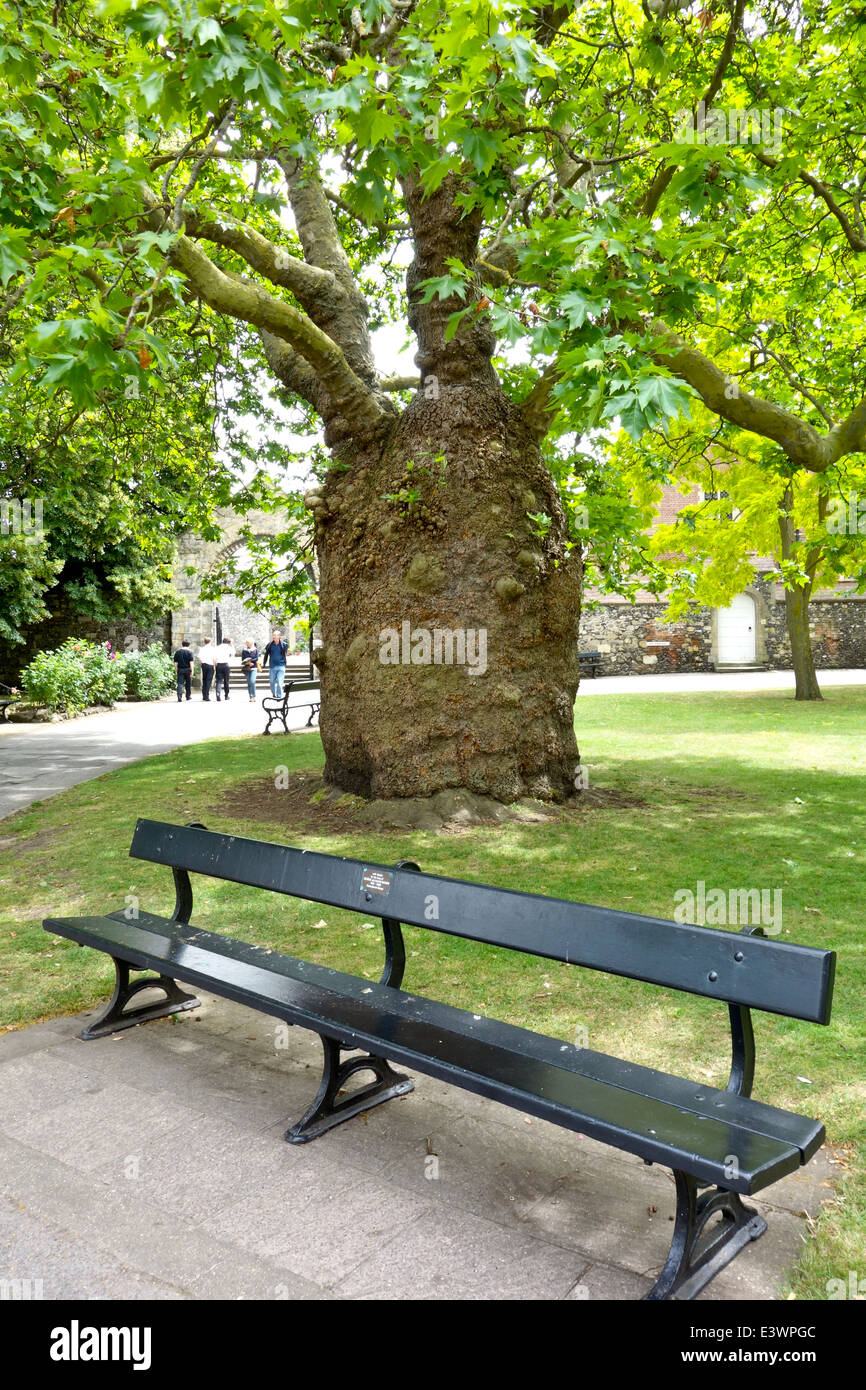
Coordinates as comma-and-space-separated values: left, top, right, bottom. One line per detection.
602, 392, 650, 442
444, 307, 471, 341
462, 128, 499, 174
139, 71, 164, 107
123, 4, 169, 40
635, 376, 692, 420
559, 289, 602, 329
0, 233, 27, 287
243, 57, 288, 113
196, 18, 222, 44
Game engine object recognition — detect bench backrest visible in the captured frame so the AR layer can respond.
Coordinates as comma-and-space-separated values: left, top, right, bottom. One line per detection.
130, 819, 835, 1024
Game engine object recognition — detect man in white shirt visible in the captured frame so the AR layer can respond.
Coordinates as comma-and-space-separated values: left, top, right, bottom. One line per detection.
214, 636, 234, 701
197, 638, 216, 701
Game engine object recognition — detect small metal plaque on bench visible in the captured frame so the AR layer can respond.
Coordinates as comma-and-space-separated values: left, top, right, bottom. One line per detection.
361, 867, 393, 897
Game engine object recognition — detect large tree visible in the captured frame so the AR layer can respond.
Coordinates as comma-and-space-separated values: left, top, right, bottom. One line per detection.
3, 0, 865, 801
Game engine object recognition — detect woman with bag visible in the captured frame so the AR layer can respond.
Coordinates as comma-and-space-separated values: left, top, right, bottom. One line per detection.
241, 640, 259, 701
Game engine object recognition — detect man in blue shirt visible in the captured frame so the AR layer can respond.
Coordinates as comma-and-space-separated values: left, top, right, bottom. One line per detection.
262, 628, 288, 698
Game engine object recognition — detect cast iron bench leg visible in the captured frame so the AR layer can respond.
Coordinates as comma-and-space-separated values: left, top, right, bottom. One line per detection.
285, 1034, 414, 1144
79, 958, 200, 1040
646, 1169, 767, 1300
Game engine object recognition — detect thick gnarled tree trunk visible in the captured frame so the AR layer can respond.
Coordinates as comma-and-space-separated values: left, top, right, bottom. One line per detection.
164, 164, 583, 803
310, 176, 581, 802
312, 386, 581, 801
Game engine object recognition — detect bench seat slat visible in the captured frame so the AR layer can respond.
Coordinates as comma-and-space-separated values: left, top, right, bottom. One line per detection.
128, 820, 835, 1024
47, 910, 819, 1194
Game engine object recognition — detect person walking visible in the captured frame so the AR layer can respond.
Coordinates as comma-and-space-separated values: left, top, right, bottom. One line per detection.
214, 635, 233, 701
198, 636, 216, 701
241, 640, 259, 701
173, 639, 194, 702
262, 628, 288, 698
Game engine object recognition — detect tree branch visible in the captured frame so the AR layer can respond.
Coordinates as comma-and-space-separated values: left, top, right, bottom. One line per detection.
142, 194, 386, 440
754, 152, 866, 253
380, 374, 420, 391
639, 0, 745, 220
181, 208, 337, 306
259, 329, 321, 412
648, 319, 866, 472
278, 157, 379, 386
519, 362, 562, 440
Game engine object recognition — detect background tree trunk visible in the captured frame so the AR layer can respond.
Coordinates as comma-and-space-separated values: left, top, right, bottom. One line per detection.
778, 484, 823, 701
785, 585, 823, 701
312, 385, 581, 801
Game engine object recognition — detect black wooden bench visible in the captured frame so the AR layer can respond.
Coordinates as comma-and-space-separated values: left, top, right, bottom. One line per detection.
261, 679, 321, 734
578, 649, 604, 678
0, 679, 21, 721
44, 819, 835, 1301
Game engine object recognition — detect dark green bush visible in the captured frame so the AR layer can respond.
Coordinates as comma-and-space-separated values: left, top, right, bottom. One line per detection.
122, 643, 175, 700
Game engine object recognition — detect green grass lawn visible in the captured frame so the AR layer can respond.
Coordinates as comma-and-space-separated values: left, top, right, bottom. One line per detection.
1, 685, 864, 1297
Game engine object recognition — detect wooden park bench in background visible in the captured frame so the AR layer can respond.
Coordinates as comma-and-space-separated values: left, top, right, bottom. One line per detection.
578, 649, 604, 678
261, 678, 321, 735
44, 820, 835, 1301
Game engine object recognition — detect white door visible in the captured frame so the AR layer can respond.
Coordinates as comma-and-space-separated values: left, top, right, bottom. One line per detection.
717, 593, 757, 664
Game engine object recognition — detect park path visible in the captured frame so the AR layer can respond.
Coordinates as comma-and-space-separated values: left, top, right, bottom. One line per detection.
0, 692, 315, 822
576, 667, 865, 694
0, 668, 862, 822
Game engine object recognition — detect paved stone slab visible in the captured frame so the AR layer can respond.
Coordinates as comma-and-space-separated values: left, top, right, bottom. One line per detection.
334, 1202, 587, 1300
88, 1114, 309, 1225
379, 1104, 581, 1228
0, 1194, 188, 1301
569, 1262, 650, 1300
0, 1133, 330, 1301
204, 1168, 433, 1287
2, 1081, 195, 1173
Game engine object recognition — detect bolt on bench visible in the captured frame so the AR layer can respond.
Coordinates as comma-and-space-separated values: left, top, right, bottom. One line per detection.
44, 819, 835, 1301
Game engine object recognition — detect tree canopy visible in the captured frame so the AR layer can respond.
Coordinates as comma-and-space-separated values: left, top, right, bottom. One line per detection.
2, 0, 864, 471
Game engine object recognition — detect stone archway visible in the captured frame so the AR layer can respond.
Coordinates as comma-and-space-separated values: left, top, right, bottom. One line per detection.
170, 508, 316, 655
211, 537, 279, 655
